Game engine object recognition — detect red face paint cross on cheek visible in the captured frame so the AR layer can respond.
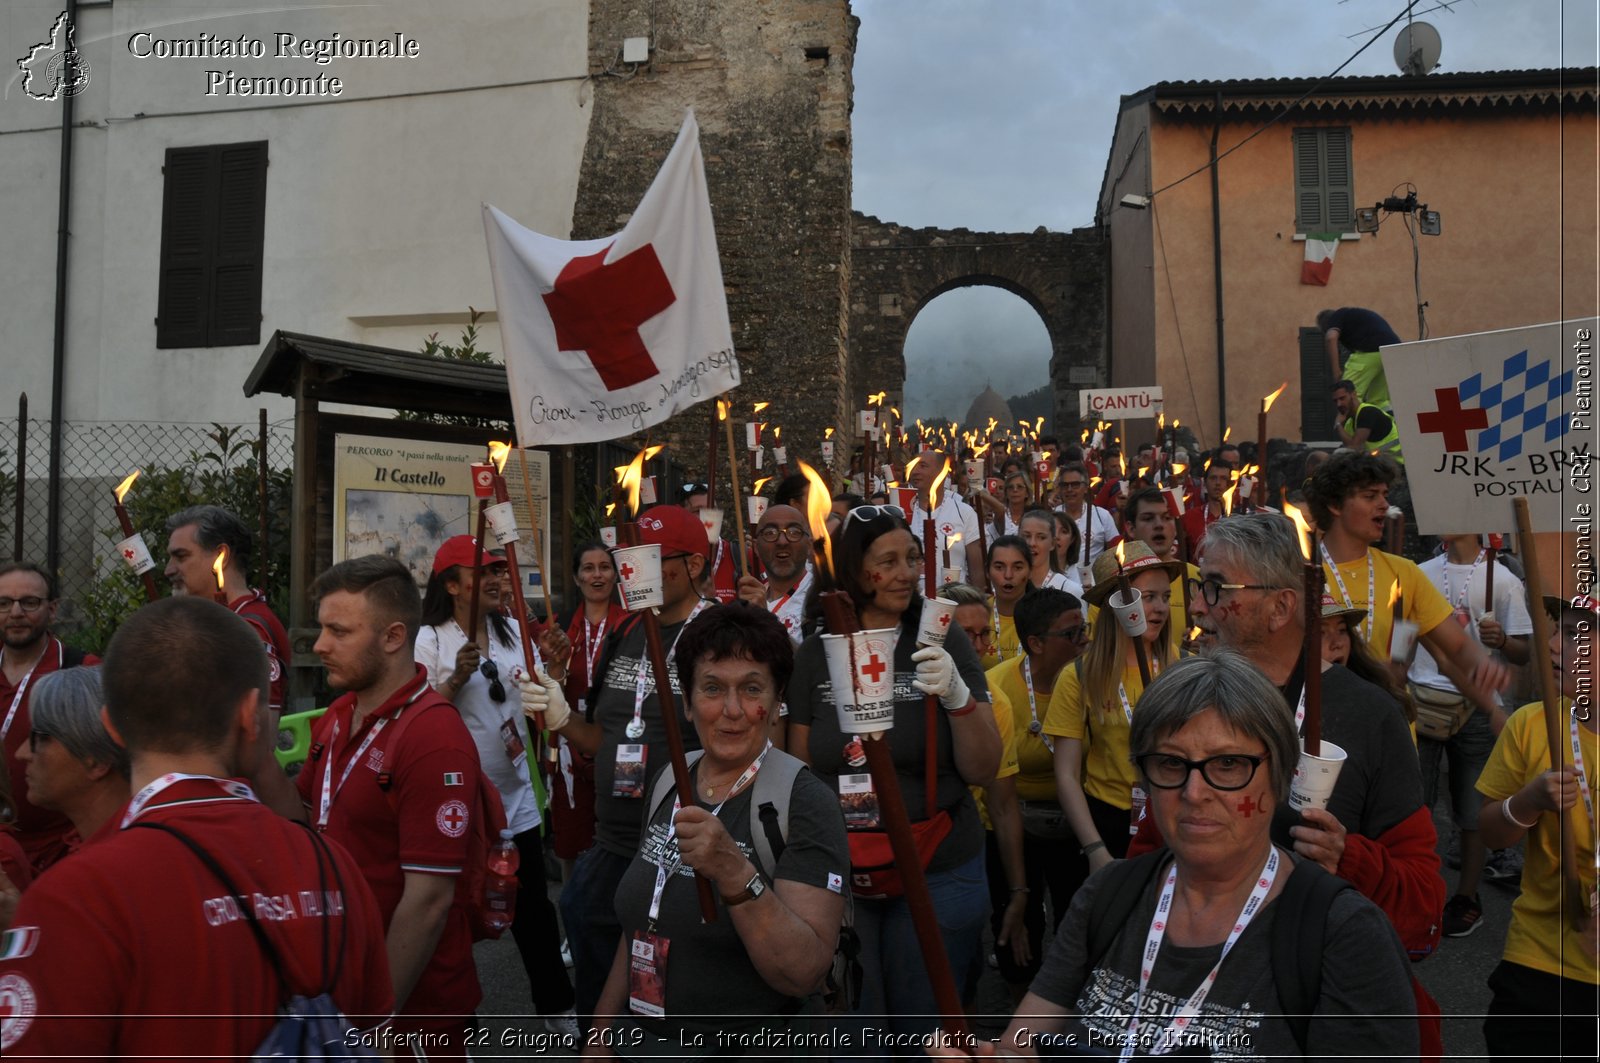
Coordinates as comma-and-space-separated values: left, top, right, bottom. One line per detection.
1223, 600, 1243, 616
754, 706, 768, 721
1236, 794, 1258, 817
869, 572, 883, 583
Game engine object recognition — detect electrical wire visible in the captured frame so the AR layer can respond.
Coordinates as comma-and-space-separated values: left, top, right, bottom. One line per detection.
1147, 0, 1423, 202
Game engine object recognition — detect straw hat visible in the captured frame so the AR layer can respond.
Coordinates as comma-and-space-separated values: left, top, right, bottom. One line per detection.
1084, 540, 1185, 606
1319, 592, 1367, 626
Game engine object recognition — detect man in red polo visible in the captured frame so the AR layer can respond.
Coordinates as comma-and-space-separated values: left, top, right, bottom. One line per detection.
0, 562, 95, 874
0, 596, 391, 1058
297, 555, 483, 1057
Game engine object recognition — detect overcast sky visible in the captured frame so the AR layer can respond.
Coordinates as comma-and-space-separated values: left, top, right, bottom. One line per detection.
853, 0, 1599, 421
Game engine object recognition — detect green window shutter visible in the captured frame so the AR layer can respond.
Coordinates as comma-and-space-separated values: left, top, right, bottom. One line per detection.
156, 141, 267, 349
1292, 128, 1354, 233
156, 147, 215, 349
210, 142, 267, 347
1323, 129, 1354, 231
1300, 326, 1337, 442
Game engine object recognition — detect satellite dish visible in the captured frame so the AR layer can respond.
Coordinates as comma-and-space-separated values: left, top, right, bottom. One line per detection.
1394, 21, 1442, 76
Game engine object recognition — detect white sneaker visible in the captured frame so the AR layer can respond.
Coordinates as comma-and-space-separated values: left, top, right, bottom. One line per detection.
542, 1009, 579, 1040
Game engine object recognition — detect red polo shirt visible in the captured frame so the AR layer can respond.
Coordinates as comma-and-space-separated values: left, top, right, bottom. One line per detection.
0, 776, 392, 1059
230, 591, 292, 713
295, 665, 482, 1020
1, 639, 97, 874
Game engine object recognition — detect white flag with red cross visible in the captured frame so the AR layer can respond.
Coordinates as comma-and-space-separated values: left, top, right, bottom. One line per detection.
483, 109, 740, 446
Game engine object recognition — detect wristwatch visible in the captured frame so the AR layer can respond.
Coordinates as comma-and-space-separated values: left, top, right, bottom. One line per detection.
721, 871, 767, 907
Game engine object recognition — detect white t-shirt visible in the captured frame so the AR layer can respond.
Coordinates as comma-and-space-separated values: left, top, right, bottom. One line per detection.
1057, 503, 1119, 589
415, 618, 543, 833
1408, 554, 1532, 698
767, 568, 813, 645
911, 490, 983, 585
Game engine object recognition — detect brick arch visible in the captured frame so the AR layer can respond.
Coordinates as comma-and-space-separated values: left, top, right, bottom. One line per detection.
849, 211, 1107, 435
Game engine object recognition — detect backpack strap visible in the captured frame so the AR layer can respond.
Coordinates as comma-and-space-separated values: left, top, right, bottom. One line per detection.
747, 752, 804, 880
584, 613, 645, 721
1085, 847, 1170, 968
1271, 857, 1352, 1055
646, 749, 704, 821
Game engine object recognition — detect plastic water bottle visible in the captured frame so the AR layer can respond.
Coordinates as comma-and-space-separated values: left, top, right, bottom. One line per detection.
484, 829, 519, 932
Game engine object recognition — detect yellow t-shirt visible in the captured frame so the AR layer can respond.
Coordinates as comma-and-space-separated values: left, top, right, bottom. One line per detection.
1042, 659, 1146, 810
973, 684, 1020, 829
1475, 699, 1599, 984
986, 654, 1058, 802
980, 607, 1022, 671
1322, 548, 1453, 657
1167, 562, 1200, 655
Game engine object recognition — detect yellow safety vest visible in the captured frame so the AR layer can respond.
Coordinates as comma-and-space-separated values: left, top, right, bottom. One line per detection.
1346, 402, 1404, 464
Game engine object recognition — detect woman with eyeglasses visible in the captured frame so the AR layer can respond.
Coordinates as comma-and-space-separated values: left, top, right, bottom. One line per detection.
786, 505, 1001, 1046
1019, 508, 1083, 598
1054, 460, 1118, 591
993, 472, 1032, 540
415, 535, 578, 1035
1043, 541, 1180, 903
932, 651, 1418, 1059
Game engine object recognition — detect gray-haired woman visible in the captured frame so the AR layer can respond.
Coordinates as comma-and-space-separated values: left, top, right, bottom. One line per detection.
931, 650, 1418, 1059
19, 667, 129, 849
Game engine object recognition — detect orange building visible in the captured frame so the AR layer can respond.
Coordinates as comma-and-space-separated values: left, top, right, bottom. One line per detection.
1096, 68, 1598, 452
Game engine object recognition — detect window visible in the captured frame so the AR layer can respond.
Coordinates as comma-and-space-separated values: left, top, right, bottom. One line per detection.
1299, 326, 1337, 442
156, 141, 267, 348
1292, 128, 1353, 233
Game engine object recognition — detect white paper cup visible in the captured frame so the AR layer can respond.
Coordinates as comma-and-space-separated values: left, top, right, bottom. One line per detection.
895, 487, 918, 513
1106, 587, 1148, 638
774, 446, 787, 464
484, 501, 520, 546
880, 464, 894, 484
965, 460, 984, 484
820, 440, 835, 462
859, 410, 877, 432
747, 496, 769, 523
822, 628, 898, 735
917, 597, 958, 647
599, 526, 618, 548
1389, 619, 1420, 663
943, 567, 960, 586
1289, 740, 1348, 812
115, 533, 156, 576
639, 476, 658, 505
698, 507, 724, 545
613, 545, 664, 611
1237, 475, 1254, 500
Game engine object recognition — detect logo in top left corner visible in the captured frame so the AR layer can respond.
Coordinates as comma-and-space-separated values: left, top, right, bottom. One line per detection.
16, 12, 92, 102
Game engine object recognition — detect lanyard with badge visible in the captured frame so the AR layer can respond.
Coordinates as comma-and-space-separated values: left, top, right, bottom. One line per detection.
121, 772, 258, 828
1121, 847, 1280, 1059
1117, 681, 1147, 833
631, 742, 771, 1017
0, 638, 59, 743
617, 599, 709, 796
1022, 657, 1054, 754
1320, 542, 1375, 641
316, 681, 428, 830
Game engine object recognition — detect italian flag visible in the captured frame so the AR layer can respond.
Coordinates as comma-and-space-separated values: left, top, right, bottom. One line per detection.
1301, 232, 1340, 285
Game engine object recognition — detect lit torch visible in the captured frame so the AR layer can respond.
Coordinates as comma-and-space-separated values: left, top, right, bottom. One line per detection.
1285, 501, 1323, 755
485, 441, 557, 753
211, 548, 229, 605
1257, 381, 1288, 491
1113, 541, 1153, 687
111, 470, 161, 602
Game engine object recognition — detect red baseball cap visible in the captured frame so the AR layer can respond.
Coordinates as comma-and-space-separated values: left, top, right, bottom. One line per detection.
432, 534, 501, 575
636, 505, 711, 560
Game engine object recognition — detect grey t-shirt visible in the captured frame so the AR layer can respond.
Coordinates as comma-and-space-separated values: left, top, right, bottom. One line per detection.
590, 616, 702, 857
1031, 856, 1419, 1059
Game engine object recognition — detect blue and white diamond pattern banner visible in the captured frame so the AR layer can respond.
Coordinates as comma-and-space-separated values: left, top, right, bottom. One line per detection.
1384, 318, 1596, 535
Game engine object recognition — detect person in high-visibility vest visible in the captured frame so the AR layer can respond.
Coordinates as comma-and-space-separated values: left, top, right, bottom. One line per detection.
1333, 379, 1404, 464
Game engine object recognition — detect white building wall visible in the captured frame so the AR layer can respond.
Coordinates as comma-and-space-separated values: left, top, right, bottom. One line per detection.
2, 0, 592, 426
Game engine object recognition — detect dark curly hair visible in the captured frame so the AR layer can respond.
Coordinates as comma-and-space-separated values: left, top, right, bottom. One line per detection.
1304, 451, 1399, 531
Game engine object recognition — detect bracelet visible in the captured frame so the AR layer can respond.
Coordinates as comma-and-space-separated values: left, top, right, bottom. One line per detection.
1009, 885, 1030, 894
1080, 840, 1107, 856
1502, 796, 1538, 830
947, 700, 980, 718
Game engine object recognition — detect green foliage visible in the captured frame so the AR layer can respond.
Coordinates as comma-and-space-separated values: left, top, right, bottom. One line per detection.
1005, 384, 1053, 433
0, 444, 13, 550
67, 426, 294, 655
397, 307, 512, 431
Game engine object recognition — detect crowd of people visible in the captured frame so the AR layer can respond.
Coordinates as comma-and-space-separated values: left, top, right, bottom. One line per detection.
0, 325, 1594, 1060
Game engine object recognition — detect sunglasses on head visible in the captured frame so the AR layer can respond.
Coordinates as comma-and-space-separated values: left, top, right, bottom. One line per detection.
479, 659, 506, 703
680, 483, 709, 497
846, 504, 905, 524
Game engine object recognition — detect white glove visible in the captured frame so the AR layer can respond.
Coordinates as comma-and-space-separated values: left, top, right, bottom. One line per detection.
911, 645, 973, 714
519, 669, 571, 731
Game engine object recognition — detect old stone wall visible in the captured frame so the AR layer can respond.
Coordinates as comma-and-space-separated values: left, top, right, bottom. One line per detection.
573, 0, 858, 497
849, 213, 1108, 438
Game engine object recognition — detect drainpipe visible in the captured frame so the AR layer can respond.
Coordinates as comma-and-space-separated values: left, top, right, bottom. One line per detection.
46, 0, 79, 577
1210, 90, 1227, 443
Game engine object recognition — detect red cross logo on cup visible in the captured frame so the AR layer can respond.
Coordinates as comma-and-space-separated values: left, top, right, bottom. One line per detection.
123, 548, 135, 560
619, 562, 635, 581
937, 613, 951, 628
859, 654, 888, 683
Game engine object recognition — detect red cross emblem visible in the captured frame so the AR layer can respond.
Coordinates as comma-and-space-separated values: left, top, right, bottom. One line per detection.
1416, 387, 1490, 452
436, 799, 469, 838
123, 548, 135, 560
859, 653, 888, 683
619, 562, 635, 581
936, 613, 951, 628
1236, 795, 1258, 817
543, 243, 677, 391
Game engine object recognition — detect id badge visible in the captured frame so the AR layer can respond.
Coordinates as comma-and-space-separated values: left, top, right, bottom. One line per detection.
627, 930, 670, 1017
840, 773, 880, 829
500, 718, 527, 768
613, 743, 648, 798
1130, 785, 1148, 836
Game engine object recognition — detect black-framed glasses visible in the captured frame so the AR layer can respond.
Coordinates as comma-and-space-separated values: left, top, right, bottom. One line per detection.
0, 596, 49, 614
846, 504, 905, 524
479, 659, 506, 703
28, 729, 52, 752
1135, 752, 1268, 791
1059, 480, 1086, 490
757, 524, 810, 544
1043, 625, 1088, 643
1187, 576, 1280, 607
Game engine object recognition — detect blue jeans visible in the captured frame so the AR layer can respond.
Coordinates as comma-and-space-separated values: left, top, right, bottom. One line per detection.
838, 851, 989, 1057
559, 845, 632, 1029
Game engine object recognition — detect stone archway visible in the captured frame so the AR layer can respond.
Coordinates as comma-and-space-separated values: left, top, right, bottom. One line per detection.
848, 212, 1107, 436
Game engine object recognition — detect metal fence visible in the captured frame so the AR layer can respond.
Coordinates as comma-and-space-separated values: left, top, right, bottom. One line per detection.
0, 414, 296, 636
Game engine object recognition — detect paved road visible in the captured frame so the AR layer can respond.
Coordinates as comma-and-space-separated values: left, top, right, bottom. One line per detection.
465, 777, 1521, 1059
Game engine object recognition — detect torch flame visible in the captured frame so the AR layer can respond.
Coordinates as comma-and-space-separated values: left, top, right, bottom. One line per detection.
929, 457, 951, 500
1034, 416, 1044, 433
1261, 381, 1288, 414
773, 426, 782, 442
606, 503, 617, 517
1223, 426, 1232, 443
718, 399, 729, 421
824, 426, 834, 440
1172, 463, 1187, 477
213, 548, 228, 592
1115, 540, 1129, 568
973, 442, 990, 458
113, 469, 142, 504
946, 532, 963, 549
1283, 502, 1314, 560
798, 460, 835, 578
905, 455, 922, 476
890, 407, 900, 419
1158, 412, 1166, 431
1173, 418, 1181, 430
1136, 465, 1149, 481
753, 401, 770, 415
1222, 483, 1238, 514
619, 449, 651, 516
752, 477, 772, 495
1188, 625, 1202, 641
1387, 580, 1401, 610
488, 440, 512, 474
